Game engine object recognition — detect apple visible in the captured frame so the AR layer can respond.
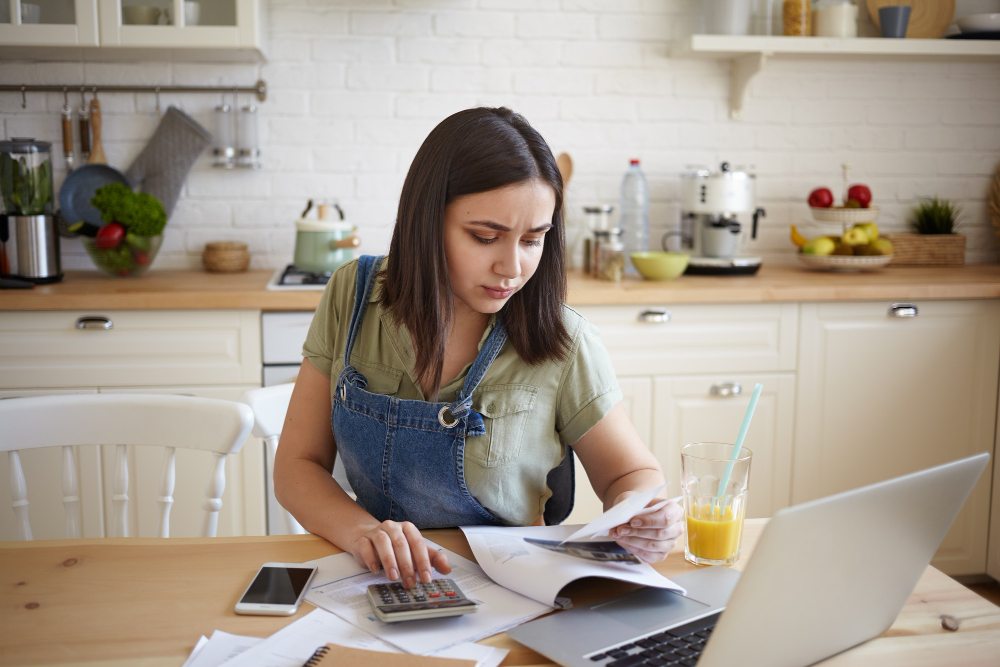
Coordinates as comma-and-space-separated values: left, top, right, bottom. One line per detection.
841, 227, 869, 246
846, 184, 872, 208
808, 187, 834, 208
802, 237, 835, 255
95, 223, 125, 250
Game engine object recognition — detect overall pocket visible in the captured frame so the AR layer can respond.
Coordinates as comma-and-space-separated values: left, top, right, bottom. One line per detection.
465, 384, 538, 468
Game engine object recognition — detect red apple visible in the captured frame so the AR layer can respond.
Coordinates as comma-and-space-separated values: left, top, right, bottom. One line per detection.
808, 187, 834, 208
95, 223, 125, 250
847, 184, 872, 208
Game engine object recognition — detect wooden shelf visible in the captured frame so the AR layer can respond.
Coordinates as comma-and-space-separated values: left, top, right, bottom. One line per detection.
672, 34, 1000, 120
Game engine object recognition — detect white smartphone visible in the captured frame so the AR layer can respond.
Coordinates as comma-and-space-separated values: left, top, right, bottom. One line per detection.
234, 562, 318, 616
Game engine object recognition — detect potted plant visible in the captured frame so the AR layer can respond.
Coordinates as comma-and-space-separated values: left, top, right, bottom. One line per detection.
883, 197, 965, 267
80, 183, 166, 277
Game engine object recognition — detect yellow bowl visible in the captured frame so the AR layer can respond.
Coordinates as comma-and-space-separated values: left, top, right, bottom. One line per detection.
630, 252, 690, 281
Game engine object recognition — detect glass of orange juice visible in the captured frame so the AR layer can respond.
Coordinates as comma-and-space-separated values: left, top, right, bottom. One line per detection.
681, 442, 752, 567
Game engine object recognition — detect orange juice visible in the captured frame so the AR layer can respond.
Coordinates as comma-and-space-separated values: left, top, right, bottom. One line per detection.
686, 503, 744, 562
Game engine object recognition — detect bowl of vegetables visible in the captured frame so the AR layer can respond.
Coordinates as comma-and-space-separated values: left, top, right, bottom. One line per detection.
79, 183, 166, 277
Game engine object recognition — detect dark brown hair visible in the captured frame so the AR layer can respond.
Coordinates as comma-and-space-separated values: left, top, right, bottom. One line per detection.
381, 107, 570, 398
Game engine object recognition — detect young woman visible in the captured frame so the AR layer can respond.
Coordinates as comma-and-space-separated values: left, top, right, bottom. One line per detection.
274, 107, 683, 591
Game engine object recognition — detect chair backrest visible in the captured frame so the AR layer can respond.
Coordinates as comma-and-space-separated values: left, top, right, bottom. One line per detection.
0, 394, 254, 540
239, 383, 355, 535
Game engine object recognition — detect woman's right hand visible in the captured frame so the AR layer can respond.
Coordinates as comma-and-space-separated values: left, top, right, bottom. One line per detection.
350, 520, 451, 588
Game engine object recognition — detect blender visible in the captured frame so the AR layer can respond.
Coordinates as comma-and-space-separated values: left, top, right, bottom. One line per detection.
0, 138, 62, 283
668, 162, 766, 276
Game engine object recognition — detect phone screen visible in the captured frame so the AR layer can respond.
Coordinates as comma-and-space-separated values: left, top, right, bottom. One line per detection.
240, 566, 315, 605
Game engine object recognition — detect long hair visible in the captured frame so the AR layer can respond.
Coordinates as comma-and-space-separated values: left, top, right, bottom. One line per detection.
381, 107, 570, 399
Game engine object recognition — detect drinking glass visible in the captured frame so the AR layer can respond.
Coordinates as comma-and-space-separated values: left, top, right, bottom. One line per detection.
681, 442, 752, 566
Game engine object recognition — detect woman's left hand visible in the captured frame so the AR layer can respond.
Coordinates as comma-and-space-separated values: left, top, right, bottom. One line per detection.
609, 492, 684, 563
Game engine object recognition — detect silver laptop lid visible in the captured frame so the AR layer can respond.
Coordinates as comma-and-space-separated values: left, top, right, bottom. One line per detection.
698, 452, 990, 667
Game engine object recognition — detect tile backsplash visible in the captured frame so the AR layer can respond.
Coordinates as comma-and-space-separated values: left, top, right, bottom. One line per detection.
2, 0, 999, 271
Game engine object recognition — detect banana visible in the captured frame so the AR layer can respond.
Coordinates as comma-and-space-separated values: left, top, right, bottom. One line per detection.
790, 224, 808, 249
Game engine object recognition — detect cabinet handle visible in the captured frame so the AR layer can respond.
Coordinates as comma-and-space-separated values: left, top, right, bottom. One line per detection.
638, 309, 670, 324
888, 303, 918, 318
710, 382, 742, 398
76, 316, 113, 330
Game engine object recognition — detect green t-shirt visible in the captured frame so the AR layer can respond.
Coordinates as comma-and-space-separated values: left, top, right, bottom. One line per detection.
302, 258, 623, 526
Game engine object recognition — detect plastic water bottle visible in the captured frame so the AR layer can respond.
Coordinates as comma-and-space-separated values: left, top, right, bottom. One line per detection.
619, 159, 649, 274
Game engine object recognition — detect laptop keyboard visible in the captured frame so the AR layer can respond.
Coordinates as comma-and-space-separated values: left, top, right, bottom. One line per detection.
585, 611, 722, 667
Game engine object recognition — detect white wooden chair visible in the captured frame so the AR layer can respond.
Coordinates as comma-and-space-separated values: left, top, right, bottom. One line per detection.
1, 394, 254, 540
240, 384, 354, 536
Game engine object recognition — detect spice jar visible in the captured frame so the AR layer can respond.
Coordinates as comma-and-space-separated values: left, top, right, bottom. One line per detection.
783, 0, 811, 35
595, 231, 625, 282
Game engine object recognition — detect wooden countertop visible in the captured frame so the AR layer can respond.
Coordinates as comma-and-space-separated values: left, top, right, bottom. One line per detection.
3, 264, 1000, 311
2, 521, 998, 666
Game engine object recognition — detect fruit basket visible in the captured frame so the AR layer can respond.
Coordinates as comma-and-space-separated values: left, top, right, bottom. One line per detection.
809, 205, 880, 226
797, 253, 893, 272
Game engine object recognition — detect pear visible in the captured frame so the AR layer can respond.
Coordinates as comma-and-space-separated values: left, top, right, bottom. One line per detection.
855, 223, 879, 243
841, 227, 869, 247
803, 237, 836, 255
872, 238, 894, 256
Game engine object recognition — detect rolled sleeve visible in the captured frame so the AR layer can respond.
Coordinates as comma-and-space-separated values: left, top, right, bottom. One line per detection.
556, 314, 623, 446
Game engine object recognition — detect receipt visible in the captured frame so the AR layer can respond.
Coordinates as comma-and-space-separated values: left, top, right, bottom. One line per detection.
560, 484, 675, 543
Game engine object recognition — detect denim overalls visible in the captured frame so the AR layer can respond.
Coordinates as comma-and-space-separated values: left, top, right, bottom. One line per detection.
332, 255, 507, 528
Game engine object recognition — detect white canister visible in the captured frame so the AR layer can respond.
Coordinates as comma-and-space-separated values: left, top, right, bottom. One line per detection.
813, 1, 858, 38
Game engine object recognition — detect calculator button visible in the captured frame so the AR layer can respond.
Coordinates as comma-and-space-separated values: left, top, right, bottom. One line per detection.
429, 593, 441, 598
445, 591, 457, 597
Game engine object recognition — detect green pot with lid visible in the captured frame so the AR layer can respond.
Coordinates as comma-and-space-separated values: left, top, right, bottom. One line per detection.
293, 219, 360, 274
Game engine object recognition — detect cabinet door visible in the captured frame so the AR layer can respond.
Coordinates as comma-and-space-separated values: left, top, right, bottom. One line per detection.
651, 374, 795, 520
98, 386, 265, 539
567, 377, 652, 525
0, 0, 98, 46
795, 300, 1000, 575
97, 0, 258, 48
0, 388, 104, 542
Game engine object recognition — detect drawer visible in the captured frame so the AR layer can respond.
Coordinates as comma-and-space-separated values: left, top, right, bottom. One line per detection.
261, 312, 314, 364
0, 310, 261, 389
574, 303, 798, 375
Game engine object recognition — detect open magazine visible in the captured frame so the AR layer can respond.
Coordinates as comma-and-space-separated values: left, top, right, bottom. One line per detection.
459, 523, 685, 609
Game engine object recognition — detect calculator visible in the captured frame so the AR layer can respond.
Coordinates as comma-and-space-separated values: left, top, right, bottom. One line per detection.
366, 579, 479, 623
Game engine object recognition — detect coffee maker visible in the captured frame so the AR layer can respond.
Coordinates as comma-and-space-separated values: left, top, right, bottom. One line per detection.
668, 162, 765, 276
0, 138, 62, 283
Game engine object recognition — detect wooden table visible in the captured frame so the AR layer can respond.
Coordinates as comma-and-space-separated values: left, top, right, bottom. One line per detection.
2, 521, 999, 666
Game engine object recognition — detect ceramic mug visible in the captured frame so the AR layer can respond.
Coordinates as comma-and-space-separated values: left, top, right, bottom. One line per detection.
701, 222, 742, 258
184, 1, 200, 26
122, 5, 161, 25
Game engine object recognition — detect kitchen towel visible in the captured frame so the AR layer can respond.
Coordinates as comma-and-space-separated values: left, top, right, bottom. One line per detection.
126, 106, 212, 220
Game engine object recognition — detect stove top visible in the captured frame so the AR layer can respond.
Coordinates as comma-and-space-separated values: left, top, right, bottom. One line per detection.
266, 265, 332, 290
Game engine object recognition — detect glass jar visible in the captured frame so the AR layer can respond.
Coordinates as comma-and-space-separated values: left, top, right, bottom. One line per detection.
783, 0, 811, 35
594, 231, 625, 283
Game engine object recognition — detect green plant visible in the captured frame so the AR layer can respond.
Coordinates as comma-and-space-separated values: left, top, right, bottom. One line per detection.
90, 182, 166, 236
0, 153, 52, 215
910, 197, 961, 235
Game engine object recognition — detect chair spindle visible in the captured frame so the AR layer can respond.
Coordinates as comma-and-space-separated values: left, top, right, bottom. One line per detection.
112, 444, 130, 538
9, 450, 33, 541
62, 446, 81, 539
157, 447, 177, 538
201, 453, 227, 538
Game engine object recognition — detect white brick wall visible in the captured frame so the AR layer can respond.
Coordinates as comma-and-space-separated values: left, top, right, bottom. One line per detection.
2, 0, 999, 270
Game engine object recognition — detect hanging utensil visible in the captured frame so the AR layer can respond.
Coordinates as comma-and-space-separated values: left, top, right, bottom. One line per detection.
556, 152, 574, 189
87, 98, 107, 165
61, 89, 75, 173
78, 90, 91, 163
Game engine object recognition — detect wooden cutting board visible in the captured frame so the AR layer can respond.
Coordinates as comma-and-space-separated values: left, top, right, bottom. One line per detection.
866, 0, 955, 38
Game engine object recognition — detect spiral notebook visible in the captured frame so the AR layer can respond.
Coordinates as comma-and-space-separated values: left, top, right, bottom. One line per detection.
303, 644, 476, 667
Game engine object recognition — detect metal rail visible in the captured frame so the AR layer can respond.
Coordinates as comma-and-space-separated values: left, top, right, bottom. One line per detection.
0, 79, 268, 107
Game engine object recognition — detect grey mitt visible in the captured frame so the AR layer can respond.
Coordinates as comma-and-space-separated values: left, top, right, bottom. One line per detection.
126, 107, 212, 220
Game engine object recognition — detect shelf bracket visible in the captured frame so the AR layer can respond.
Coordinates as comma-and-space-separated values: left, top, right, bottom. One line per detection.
730, 52, 768, 121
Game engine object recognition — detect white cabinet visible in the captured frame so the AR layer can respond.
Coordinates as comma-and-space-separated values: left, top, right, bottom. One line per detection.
795, 300, 1000, 575
0, 0, 262, 59
571, 303, 799, 524
0, 310, 265, 542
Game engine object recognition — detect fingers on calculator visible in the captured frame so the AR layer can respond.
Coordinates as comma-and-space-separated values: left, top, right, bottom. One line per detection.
366, 578, 478, 623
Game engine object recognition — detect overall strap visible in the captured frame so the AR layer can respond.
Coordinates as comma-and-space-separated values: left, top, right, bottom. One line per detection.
343, 255, 385, 367
447, 320, 508, 436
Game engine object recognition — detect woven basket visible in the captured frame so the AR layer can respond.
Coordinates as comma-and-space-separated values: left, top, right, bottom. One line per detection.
202, 241, 250, 273
882, 233, 965, 267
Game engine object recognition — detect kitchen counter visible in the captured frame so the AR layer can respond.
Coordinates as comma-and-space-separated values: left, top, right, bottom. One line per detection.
2, 264, 1000, 311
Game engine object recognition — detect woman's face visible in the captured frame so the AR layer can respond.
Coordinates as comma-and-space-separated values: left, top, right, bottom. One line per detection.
443, 179, 557, 319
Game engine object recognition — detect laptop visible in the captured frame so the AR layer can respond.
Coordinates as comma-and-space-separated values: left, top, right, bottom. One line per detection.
509, 452, 990, 667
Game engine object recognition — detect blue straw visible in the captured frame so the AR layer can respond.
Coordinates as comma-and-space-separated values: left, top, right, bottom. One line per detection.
715, 383, 762, 500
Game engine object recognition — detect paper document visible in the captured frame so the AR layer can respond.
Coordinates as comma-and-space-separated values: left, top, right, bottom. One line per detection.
303, 540, 551, 655
185, 630, 261, 667
460, 523, 685, 608
562, 484, 669, 543
182, 635, 209, 667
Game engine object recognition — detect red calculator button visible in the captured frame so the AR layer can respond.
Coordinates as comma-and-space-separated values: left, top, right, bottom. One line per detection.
429, 593, 441, 598
445, 591, 457, 597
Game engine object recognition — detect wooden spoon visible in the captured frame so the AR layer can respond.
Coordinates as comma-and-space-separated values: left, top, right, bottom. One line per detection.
87, 98, 107, 165
556, 152, 573, 188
